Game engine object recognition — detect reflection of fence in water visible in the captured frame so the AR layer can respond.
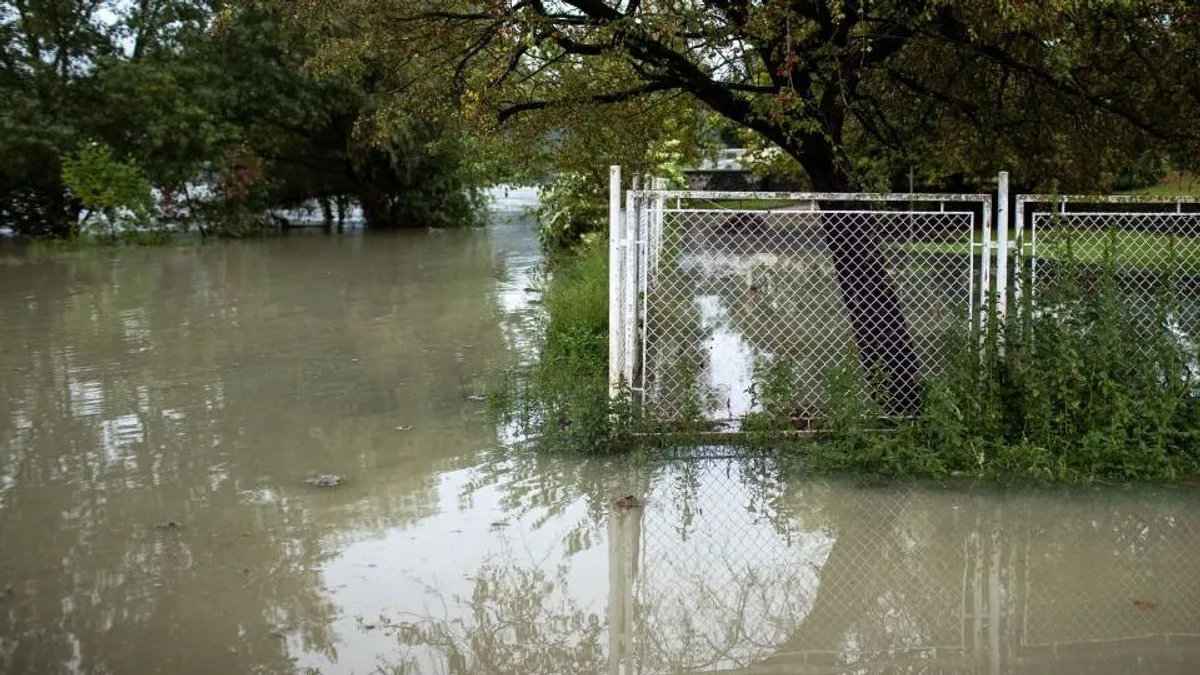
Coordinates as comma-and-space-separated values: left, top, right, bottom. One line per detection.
608, 461, 1200, 674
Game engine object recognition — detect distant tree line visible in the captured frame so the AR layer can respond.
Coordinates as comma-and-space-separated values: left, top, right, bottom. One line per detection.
0, 0, 478, 239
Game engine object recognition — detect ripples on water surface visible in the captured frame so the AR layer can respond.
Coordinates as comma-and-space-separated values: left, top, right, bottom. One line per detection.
2, 192, 1200, 674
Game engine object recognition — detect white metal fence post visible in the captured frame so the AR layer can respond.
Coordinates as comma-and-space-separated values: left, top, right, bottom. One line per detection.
623, 183, 641, 389
608, 165, 622, 399
640, 177, 667, 397
996, 171, 1010, 330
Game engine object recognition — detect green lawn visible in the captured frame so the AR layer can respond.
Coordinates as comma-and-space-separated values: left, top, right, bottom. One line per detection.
1032, 229, 1200, 268
1123, 172, 1200, 198
898, 229, 1200, 271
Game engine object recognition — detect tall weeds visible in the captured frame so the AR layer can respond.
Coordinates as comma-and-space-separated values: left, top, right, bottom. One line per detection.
494, 240, 636, 453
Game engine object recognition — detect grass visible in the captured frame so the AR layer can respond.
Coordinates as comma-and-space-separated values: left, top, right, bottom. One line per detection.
898, 229, 1200, 271
702, 199, 808, 210
1125, 172, 1200, 197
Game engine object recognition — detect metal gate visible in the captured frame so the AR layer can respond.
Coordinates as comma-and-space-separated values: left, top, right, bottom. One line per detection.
608, 167, 993, 423
1013, 194, 1200, 351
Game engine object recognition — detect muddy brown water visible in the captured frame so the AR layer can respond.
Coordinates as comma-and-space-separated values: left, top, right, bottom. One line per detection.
2, 197, 1200, 674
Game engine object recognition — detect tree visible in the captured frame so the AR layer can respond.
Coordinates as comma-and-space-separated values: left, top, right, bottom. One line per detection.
0, 0, 115, 236
289, 0, 1200, 411
0, 0, 483, 239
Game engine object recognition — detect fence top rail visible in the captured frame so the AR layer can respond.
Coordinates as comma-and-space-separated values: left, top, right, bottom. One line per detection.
656, 207, 978, 214
1017, 193, 1200, 206
632, 189, 994, 203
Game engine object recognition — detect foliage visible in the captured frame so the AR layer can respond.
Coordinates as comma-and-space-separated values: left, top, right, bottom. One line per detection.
60, 141, 155, 241
805, 265, 1200, 482
534, 119, 701, 260
290, 0, 1200, 414
0, 0, 481, 240
286, 0, 1200, 195
535, 173, 607, 258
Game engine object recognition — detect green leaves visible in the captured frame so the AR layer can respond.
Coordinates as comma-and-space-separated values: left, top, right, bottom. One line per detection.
60, 140, 154, 238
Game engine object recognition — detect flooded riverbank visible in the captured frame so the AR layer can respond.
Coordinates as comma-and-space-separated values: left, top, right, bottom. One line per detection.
2, 196, 1199, 674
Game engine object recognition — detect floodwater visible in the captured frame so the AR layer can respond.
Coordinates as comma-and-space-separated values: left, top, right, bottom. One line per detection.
2, 192, 1200, 674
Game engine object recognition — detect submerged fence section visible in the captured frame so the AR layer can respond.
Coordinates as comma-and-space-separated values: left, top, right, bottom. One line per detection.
608, 167, 1200, 426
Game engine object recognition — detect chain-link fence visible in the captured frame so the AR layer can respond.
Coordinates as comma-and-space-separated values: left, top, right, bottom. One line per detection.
606, 459, 1200, 675
1014, 195, 1200, 353
609, 171, 1200, 428
612, 184, 992, 423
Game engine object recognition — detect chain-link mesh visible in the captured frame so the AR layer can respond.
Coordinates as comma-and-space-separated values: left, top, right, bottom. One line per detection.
636, 197, 985, 422
609, 461, 1200, 674
1015, 200, 1200, 363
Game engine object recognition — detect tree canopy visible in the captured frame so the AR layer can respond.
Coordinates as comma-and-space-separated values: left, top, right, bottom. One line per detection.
0, 0, 477, 238
284, 0, 1200, 411
291, 0, 1200, 192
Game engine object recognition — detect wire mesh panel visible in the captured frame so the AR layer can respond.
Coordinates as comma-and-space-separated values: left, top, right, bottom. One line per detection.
634, 191, 990, 423
1016, 196, 1200, 354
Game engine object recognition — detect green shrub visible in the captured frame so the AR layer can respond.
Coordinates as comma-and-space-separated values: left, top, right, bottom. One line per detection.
535, 173, 607, 260
61, 141, 159, 242
804, 230, 1200, 481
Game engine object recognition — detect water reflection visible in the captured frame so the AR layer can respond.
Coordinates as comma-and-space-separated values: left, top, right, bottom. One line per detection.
364, 458, 1200, 675
0, 219, 539, 674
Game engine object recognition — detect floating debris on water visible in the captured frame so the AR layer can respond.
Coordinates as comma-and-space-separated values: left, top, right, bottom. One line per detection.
305, 474, 343, 488
612, 495, 644, 509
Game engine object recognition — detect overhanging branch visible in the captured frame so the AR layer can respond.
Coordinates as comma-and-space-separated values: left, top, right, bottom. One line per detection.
495, 80, 680, 122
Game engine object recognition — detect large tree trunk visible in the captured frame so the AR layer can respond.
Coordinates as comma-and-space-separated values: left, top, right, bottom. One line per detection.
755, 495, 904, 666
335, 196, 348, 233
320, 197, 334, 232
356, 185, 391, 229
798, 141, 923, 415
44, 189, 78, 239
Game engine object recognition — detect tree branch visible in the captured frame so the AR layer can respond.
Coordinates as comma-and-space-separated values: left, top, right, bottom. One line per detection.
495, 80, 679, 122
929, 17, 1181, 143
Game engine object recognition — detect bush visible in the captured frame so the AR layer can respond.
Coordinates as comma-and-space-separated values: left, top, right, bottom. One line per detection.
788, 233, 1200, 482
60, 141, 158, 242
535, 173, 607, 260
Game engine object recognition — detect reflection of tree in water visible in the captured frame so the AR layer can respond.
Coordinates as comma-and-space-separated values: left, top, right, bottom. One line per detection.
658, 476, 1200, 675
0, 231, 514, 673
460, 449, 657, 557
379, 560, 607, 675
402, 454, 1200, 675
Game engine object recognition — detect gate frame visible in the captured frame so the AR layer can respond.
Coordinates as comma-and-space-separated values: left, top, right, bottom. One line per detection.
1012, 193, 1200, 322
608, 169, 996, 408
